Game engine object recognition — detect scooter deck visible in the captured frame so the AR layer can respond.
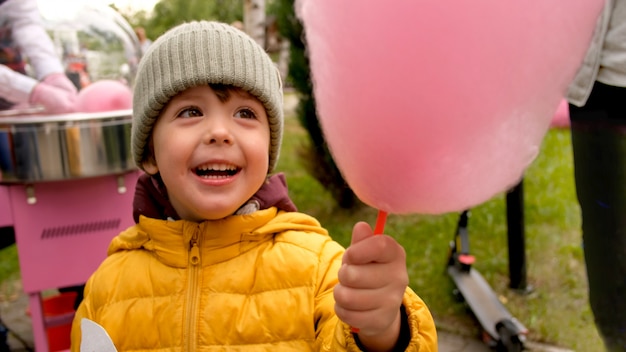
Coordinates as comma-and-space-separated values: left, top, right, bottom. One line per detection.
447, 264, 526, 340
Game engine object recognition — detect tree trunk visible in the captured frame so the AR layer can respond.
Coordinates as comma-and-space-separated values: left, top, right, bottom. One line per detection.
244, 0, 265, 47
277, 40, 290, 82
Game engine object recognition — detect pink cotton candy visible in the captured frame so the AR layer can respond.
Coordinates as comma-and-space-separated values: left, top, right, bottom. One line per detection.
75, 80, 132, 113
296, 0, 602, 214
550, 99, 571, 129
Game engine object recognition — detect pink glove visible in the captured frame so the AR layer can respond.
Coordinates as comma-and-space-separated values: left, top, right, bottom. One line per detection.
29, 82, 78, 114
42, 73, 78, 95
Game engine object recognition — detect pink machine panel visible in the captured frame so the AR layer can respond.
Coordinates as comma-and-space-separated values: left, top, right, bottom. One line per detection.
4, 171, 140, 293
1, 171, 140, 351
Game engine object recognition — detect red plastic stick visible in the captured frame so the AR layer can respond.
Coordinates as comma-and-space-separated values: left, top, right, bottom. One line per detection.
373, 210, 388, 235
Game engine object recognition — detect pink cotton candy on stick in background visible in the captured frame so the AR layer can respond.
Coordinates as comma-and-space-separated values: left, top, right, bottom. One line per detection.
75, 80, 132, 113
296, 0, 603, 215
550, 99, 570, 129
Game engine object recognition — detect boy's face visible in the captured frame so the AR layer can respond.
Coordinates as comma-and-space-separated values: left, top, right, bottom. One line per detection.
143, 85, 271, 221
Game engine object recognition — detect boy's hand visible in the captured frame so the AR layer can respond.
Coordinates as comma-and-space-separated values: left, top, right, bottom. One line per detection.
334, 221, 409, 351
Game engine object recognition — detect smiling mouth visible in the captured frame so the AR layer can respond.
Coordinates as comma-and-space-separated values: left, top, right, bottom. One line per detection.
194, 163, 240, 178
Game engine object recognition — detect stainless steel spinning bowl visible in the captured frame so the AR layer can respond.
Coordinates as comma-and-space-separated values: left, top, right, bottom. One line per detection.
0, 109, 136, 183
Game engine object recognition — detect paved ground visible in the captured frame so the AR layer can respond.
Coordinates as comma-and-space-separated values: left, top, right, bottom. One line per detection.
0, 281, 575, 352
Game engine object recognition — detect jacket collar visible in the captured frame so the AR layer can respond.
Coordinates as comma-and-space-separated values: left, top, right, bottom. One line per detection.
132, 172, 297, 223
110, 208, 328, 268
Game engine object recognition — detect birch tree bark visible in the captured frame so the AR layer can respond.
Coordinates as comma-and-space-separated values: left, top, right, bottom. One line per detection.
244, 0, 266, 47
277, 39, 290, 81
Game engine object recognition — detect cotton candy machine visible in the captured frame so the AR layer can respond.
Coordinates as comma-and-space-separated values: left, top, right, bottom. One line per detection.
0, 3, 142, 351
0, 109, 134, 183
37, 0, 142, 88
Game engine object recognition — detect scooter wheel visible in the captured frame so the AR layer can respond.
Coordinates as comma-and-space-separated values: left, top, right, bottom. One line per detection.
452, 288, 465, 302
495, 320, 524, 352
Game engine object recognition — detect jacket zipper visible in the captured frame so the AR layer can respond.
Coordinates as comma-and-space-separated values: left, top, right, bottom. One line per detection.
184, 230, 201, 352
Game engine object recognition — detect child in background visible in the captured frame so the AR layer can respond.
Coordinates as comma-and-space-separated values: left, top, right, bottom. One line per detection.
70, 21, 437, 351
133, 26, 152, 56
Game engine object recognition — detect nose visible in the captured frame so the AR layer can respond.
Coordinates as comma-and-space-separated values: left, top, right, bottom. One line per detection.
202, 117, 233, 145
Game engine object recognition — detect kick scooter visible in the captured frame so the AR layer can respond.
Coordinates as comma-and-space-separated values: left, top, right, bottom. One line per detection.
447, 181, 529, 351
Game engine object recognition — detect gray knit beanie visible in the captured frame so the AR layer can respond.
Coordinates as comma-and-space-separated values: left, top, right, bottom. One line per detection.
131, 21, 283, 173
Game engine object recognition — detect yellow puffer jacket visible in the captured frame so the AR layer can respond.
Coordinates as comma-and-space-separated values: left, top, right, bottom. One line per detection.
71, 208, 437, 351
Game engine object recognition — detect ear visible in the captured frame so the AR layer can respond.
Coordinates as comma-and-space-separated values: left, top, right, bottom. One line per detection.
142, 156, 159, 175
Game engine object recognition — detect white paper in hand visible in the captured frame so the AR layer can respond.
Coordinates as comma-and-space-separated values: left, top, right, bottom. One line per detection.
80, 318, 117, 352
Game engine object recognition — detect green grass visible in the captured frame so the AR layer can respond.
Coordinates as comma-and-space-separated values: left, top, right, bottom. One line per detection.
0, 91, 604, 350
0, 243, 22, 301
278, 91, 604, 351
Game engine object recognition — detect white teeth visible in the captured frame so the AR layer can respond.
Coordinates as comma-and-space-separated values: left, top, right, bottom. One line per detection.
196, 163, 237, 171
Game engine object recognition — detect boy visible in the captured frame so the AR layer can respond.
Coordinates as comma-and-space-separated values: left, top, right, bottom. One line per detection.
71, 21, 437, 351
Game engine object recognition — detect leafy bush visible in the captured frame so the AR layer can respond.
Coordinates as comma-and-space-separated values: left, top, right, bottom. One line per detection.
270, 0, 359, 209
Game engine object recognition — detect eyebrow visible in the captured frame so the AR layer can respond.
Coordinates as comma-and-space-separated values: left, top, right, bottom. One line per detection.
212, 85, 255, 103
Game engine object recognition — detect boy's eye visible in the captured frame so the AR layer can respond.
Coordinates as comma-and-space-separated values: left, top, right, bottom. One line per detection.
178, 107, 203, 118
235, 108, 257, 120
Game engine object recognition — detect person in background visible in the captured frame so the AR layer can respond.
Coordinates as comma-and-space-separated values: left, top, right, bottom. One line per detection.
566, 0, 626, 351
0, 0, 77, 114
133, 26, 152, 56
71, 21, 437, 351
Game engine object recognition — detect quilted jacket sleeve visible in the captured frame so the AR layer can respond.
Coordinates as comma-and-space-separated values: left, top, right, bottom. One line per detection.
313, 239, 345, 350
70, 275, 96, 352
333, 289, 438, 352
